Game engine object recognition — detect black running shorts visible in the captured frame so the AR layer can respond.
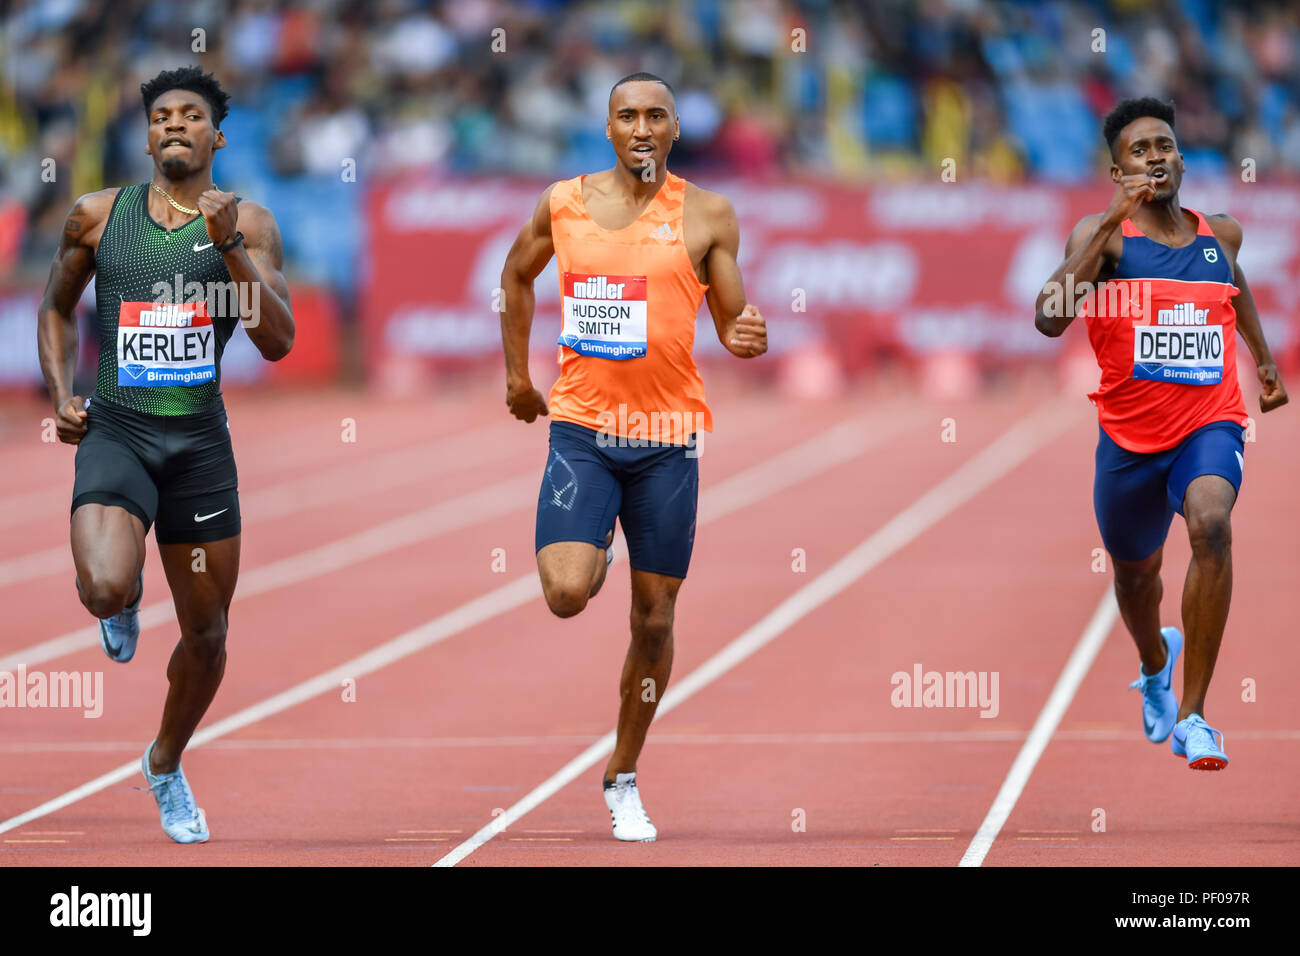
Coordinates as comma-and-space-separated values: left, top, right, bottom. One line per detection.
70, 395, 241, 544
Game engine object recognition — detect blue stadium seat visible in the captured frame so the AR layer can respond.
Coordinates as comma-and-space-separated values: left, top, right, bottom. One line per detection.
862, 74, 916, 150
1003, 81, 1094, 181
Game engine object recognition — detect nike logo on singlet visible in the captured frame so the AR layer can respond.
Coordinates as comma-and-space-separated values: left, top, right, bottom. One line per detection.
193, 241, 214, 251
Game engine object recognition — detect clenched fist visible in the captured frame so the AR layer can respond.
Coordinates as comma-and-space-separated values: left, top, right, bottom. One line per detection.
506, 379, 549, 423
55, 395, 88, 444
1258, 362, 1289, 413
197, 189, 239, 247
728, 304, 767, 358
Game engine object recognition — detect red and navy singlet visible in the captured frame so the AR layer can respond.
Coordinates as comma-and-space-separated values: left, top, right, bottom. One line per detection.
1081, 209, 1248, 453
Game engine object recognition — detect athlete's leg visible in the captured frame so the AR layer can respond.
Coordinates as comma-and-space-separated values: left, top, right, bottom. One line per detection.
535, 422, 621, 618
537, 540, 609, 618
70, 409, 157, 618
603, 435, 698, 781
1165, 422, 1245, 723
1113, 547, 1168, 674
71, 504, 146, 618
1178, 475, 1236, 721
148, 535, 239, 774
604, 568, 680, 781
1094, 426, 1176, 673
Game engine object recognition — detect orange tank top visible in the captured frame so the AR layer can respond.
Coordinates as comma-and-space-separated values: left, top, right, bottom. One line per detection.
547, 172, 712, 443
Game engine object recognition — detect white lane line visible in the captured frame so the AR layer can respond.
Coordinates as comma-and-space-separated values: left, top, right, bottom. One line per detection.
0, 474, 536, 672
0, 546, 68, 589
0, 489, 66, 533
0, 410, 914, 835
0, 406, 915, 670
957, 588, 1119, 867
9, 727, 1299, 754
0, 575, 544, 838
0, 422, 525, 589
432, 402, 1081, 867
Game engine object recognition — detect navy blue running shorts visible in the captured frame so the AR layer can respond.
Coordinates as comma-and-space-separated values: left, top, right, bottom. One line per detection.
535, 420, 699, 579
1093, 419, 1244, 563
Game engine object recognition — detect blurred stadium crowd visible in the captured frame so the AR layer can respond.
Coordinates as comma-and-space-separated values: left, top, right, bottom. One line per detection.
3, 0, 1300, 286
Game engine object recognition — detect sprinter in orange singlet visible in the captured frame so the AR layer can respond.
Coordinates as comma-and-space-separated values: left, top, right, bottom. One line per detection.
500, 72, 766, 841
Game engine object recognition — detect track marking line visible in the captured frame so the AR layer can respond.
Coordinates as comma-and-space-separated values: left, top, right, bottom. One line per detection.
2, 406, 896, 671
0, 473, 536, 671
0, 396, 793, 563
1016, 837, 1078, 841
0, 411, 915, 837
433, 402, 1081, 867
16, 726, 1299, 753
957, 588, 1119, 867
0, 422, 529, 589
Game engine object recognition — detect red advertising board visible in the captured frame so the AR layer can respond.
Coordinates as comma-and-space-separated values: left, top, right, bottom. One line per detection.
362, 177, 1299, 374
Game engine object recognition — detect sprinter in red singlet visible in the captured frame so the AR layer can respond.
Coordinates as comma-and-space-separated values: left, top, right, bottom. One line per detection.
500, 73, 766, 840
1035, 98, 1288, 770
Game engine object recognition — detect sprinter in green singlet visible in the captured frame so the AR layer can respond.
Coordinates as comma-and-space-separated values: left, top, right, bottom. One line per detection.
36, 67, 294, 843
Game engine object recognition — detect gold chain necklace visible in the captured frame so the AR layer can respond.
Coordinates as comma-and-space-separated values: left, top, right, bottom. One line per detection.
150, 181, 217, 217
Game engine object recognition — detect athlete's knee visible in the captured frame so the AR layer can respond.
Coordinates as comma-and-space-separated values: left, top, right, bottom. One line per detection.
630, 604, 673, 661
1114, 563, 1160, 592
542, 580, 589, 619
78, 569, 137, 619
1186, 508, 1232, 560
180, 613, 228, 666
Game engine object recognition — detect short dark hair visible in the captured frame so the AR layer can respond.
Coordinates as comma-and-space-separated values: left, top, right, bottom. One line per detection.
609, 72, 675, 105
141, 66, 231, 128
1103, 97, 1175, 155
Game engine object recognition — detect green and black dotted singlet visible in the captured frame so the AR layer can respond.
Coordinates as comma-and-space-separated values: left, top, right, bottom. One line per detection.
93, 183, 242, 416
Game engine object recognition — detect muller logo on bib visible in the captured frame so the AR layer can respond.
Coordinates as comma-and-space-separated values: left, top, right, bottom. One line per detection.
570, 275, 628, 300
1133, 299, 1224, 386
1156, 302, 1210, 326
117, 300, 217, 387
559, 272, 648, 360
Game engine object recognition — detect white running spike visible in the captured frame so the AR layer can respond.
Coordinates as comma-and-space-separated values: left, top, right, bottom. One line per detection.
603, 772, 657, 842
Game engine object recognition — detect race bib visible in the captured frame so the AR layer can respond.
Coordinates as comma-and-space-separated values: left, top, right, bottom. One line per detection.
117, 301, 216, 387
558, 273, 647, 360
1132, 302, 1223, 386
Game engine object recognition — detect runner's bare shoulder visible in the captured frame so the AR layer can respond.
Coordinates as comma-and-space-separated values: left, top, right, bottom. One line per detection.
682, 181, 735, 223
1064, 212, 1120, 260
533, 181, 564, 234
682, 182, 737, 250
64, 187, 122, 247
1203, 213, 1243, 257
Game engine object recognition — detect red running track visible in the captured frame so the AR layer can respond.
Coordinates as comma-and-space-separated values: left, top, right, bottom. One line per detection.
0, 377, 1297, 866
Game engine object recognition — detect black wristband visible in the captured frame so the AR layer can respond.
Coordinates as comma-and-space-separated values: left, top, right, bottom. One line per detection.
217, 231, 245, 253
